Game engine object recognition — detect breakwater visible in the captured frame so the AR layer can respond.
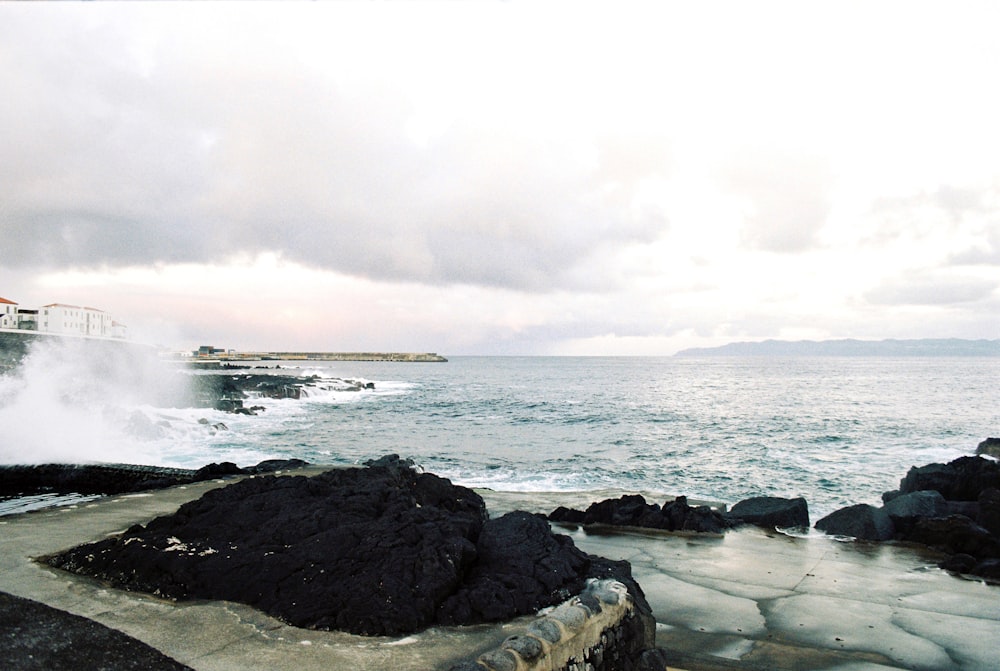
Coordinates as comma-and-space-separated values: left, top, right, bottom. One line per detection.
0, 328, 150, 370
216, 351, 447, 362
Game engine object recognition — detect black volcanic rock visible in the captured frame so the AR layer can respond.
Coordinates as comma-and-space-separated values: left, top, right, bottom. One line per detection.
548, 494, 729, 534
0, 591, 192, 671
0, 459, 309, 498
897, 456, 1000, 501
904, 515, 1000, 559
976, 437, 1000, 459
881, 490, 949, 534
436, 511, 590, 625
46, 458, 603, 637
815, 504, 894, 541
728, 496, 809, 529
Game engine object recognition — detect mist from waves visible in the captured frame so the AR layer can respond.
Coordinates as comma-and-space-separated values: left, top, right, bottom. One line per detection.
0, 337, 197, 465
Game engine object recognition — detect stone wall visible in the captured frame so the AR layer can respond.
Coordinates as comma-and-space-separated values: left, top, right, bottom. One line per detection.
450, 579, 654, 671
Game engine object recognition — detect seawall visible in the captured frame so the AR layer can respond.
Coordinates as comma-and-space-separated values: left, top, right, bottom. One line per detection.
0, 328, 152, 370
218, 351, 448, 362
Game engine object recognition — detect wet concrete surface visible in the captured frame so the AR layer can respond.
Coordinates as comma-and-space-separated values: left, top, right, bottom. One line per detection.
2, 478, 998, 670
486, 490, 1000, 671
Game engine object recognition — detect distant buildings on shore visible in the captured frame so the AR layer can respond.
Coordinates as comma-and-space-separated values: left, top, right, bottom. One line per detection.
0, 296, 127, 339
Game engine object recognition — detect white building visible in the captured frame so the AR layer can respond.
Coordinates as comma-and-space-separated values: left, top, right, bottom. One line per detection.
0, 297, 17, 329
38, 303, 124, 338
0, 296, 126, 339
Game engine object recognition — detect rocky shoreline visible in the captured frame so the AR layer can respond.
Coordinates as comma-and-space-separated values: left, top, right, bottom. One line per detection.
189, 372, 374, 415
4, 445, 1000, 670
547, 438, 1000, 582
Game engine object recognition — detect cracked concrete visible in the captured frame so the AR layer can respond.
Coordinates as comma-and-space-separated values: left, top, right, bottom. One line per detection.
3, 481, 1000, 670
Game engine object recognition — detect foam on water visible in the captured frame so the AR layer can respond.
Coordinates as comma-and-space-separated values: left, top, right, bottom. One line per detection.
2, 354, 997, 520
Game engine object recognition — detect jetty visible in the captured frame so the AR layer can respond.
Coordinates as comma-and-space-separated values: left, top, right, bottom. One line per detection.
193, 350, 447, 363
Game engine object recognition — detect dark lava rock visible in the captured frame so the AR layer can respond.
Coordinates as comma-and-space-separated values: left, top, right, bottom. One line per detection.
728, 496, 809, 529
882, 490, 950, 535
436, 511, 590, 625
662, 496, 730, 533
815, 504, 894, 541
971, 558, 1000, 580
46, 457, 601, 637
903, 515, 1000, 559
582, 494, 656, 527
0, 590, 192, 671
549, 494, 729, 534
898, 456, 1000, 501
548, 505, 586, 524
976, 437, 1000, 459
0, 459, 309, 498
979, 488, 1000, 536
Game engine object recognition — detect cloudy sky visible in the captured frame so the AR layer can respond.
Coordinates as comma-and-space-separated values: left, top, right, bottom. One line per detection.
1, 2, 998, 355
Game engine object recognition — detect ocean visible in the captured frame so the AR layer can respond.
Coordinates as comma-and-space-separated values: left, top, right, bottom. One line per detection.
1, 343, 998, 521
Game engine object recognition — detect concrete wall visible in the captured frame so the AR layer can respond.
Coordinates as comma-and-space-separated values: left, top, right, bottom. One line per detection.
450, 579, 654, 671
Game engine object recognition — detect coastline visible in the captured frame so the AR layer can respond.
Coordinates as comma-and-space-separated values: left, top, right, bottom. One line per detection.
2, 467, 999, 670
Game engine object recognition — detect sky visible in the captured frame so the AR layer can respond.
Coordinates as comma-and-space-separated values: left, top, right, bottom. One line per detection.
1, 1, 998, 355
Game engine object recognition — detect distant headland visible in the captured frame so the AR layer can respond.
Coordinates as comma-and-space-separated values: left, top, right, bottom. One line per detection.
675, 338, 1000, 357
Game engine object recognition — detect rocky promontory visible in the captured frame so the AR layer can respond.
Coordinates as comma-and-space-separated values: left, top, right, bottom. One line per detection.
189, 372, 374, 414
0, 459, 308, 498
45, 456, 652, 639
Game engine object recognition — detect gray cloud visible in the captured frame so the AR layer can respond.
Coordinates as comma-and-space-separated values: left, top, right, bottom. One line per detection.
0, 11, 670, 293
719, 149, 832, 253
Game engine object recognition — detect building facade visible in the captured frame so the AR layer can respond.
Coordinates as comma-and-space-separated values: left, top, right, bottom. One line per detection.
0, 297, 17, 329
0, 296, 126, 339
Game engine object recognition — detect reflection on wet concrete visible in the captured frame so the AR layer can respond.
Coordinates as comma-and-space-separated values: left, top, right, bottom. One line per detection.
559, 523, 1000, 671
2, 482, 998, 671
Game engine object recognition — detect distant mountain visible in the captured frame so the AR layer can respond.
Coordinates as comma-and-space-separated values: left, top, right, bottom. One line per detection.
674, 338, 1000, 357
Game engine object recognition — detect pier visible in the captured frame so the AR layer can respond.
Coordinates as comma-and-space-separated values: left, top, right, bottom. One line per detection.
206, 351, 447, 363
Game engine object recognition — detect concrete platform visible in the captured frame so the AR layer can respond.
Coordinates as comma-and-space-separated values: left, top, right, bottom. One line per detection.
2, 477, 999, 670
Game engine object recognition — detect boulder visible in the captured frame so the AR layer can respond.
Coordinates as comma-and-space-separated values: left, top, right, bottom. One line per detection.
582, 494, 657, 527
903, 515, 1000, 559
549, 495, 728, 533
976, 437, 1000, 459
897, 456, 1000, 501
661, 496, 730, 533
881, 490, 949, 534
971, 558, 1000, 580
548, 506, 586, 524
47, 458, 605, 637
815, 504, 894, 541
728, 496, 809, 529
978, 488, 1000, 536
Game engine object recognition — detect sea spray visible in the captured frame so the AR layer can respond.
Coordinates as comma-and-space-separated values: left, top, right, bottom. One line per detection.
0, 336, 193, 464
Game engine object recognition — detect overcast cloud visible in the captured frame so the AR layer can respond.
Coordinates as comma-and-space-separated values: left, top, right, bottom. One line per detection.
1, 2, 998, 354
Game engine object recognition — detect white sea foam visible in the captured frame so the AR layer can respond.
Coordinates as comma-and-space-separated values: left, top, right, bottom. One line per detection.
0, 338, 191, 465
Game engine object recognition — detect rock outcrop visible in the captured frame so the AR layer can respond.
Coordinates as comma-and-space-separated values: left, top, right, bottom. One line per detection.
548, 494, 729, 534
46, 456, 639, 637
726, 496, 810, 530
0, 591, 193, 671
0, 459, 308, 498
976, 437, 1000, 459
816, 454, 1000, 579
815, 503, 894, 541
549, 494, 812, 534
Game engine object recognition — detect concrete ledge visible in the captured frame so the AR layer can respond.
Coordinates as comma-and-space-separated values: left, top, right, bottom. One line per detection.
451, 579, 651, 671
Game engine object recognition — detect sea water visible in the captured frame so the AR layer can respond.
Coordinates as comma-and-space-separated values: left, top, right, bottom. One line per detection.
1, 350, 998, 520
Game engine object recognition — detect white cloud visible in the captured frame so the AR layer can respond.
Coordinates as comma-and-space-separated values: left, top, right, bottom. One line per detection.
2, 2, 1000, 354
